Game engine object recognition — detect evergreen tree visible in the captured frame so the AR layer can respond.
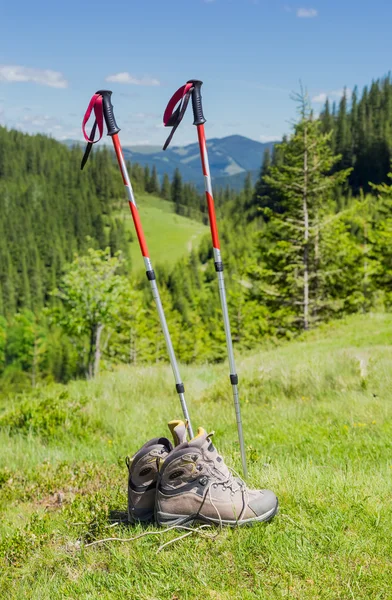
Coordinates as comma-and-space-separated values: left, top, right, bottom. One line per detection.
143, 165, 151, 192
243, 172, 253, 205
249, 90, 351, 330
148, 166, 160, 195
171, 168, 183, 214
160, 173, 171, 200
369, 173, 392, 307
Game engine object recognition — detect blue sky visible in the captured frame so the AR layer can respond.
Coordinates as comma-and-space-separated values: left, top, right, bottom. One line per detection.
1, 0, 391, 146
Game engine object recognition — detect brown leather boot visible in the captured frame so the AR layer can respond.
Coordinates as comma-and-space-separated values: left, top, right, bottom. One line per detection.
156, 426, 278, 527
127, 437, 172, 523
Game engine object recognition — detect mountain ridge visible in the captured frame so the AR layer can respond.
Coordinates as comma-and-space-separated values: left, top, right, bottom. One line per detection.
64, 134, 279, 189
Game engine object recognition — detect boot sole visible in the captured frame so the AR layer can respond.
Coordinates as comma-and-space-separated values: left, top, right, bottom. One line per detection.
156, 499, 279, 528
128, 509, 155, 525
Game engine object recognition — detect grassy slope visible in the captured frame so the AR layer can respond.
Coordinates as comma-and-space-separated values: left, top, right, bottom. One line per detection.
0, 313, 391, 599
119, 194, 207, 270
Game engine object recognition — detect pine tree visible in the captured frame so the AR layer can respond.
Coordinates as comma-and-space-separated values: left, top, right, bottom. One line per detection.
369, 173, 392, 307
247, 147, 275, 220
148, 166, 160, 195
171, 168, 183, 214
160, 173, 171, 200
243, 172, 253, 205
143, 165, 151, 192
249, 90, 352, 331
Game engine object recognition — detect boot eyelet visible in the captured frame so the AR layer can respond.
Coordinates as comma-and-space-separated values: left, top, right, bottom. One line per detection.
222, 485, 227, 491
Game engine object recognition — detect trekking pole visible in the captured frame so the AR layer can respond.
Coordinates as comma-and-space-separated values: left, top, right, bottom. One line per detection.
81, 90, 194, 439
162, 81, 248, 478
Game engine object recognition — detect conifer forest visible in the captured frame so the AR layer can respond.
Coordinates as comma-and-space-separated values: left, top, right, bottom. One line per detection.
1, 75, 392, 390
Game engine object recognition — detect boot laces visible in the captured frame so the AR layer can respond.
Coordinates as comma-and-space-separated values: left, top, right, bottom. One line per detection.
205, 432, 246, 494
203, 433, 249, 523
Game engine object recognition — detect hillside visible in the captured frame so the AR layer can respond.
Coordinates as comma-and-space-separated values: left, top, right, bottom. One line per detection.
122, 194, 207, 269
0, 313, 391, 599
0, 127, 208, 315
0, 127, 128, 314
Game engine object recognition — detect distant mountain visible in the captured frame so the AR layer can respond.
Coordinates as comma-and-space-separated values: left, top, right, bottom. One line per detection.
64, 135, 279, 189
122, 135, 277, 187
212, 169, 259, 191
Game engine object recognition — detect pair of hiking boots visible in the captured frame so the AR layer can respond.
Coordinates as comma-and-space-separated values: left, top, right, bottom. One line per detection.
127, 420, 278, 527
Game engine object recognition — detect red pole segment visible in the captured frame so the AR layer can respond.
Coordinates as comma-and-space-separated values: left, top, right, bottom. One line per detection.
81, 90, 194, 439
112, 134, 150, 260
162, 80, 248, 477
196, 125, 220, 251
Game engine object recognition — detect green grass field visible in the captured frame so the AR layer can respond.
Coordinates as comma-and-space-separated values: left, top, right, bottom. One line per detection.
119, 194, 207, 270
1, 313, 391, 599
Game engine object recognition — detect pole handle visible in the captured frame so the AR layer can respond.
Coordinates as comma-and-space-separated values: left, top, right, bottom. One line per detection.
187, 80, 206, 126
96, 89, 120, 136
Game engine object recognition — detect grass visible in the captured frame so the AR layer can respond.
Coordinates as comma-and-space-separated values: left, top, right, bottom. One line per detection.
0, 313, 391, 599
119, 194, 207, 271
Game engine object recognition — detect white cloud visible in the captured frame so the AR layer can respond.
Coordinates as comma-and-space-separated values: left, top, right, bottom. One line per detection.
260, 134, 281, 142
105, 72, 160, 86
0, 65, 67, 88
297, 7, 318, 18
312, 88, 352, 103
312, 92, 328, 103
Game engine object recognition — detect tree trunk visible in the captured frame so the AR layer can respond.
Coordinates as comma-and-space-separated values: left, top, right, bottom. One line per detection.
130, 328, 137, 364
362, 219, 368, 313
88, 323, 103, 378
94, 324, 103, 377
32, 335, 38, 388
314, 218, 319, 321
303, 122, 310, 330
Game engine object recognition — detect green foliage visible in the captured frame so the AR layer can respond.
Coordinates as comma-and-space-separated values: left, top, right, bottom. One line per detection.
0, 317, 5, 373
146, 165, 160, 195
160, 172, 171, 200
6, 311, 48, 386
247, 91, 352, 332
0, 390, 95, 441
52, 247, 128, 378
369, 174, 392, 307
320, 75, 392, 193
171, 167, 183, 214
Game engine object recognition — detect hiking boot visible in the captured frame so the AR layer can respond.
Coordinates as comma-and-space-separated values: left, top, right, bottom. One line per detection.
156, 426, 278, 527
127, 437, 173, 523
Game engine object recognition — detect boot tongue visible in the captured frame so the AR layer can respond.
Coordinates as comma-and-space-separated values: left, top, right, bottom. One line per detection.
188, 427, 209, 449
168, 420, 188, 446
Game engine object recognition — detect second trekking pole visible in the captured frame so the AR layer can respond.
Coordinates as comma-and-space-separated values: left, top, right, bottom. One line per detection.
163, 81, 248, 477
81, 90, 194, 438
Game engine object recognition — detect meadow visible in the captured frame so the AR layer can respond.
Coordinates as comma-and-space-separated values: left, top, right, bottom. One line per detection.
0, 313, 391, 599
122, 194, 207, 270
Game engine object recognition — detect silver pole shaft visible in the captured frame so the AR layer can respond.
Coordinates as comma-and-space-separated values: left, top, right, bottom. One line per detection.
214, 250, 248, 479
145, 262, 194, 438
116, 144, 194, 438
201, 136, 248, 478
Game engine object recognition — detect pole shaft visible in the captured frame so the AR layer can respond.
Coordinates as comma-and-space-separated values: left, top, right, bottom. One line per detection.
196, 125, 247, 478
111, 134, 194, 438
